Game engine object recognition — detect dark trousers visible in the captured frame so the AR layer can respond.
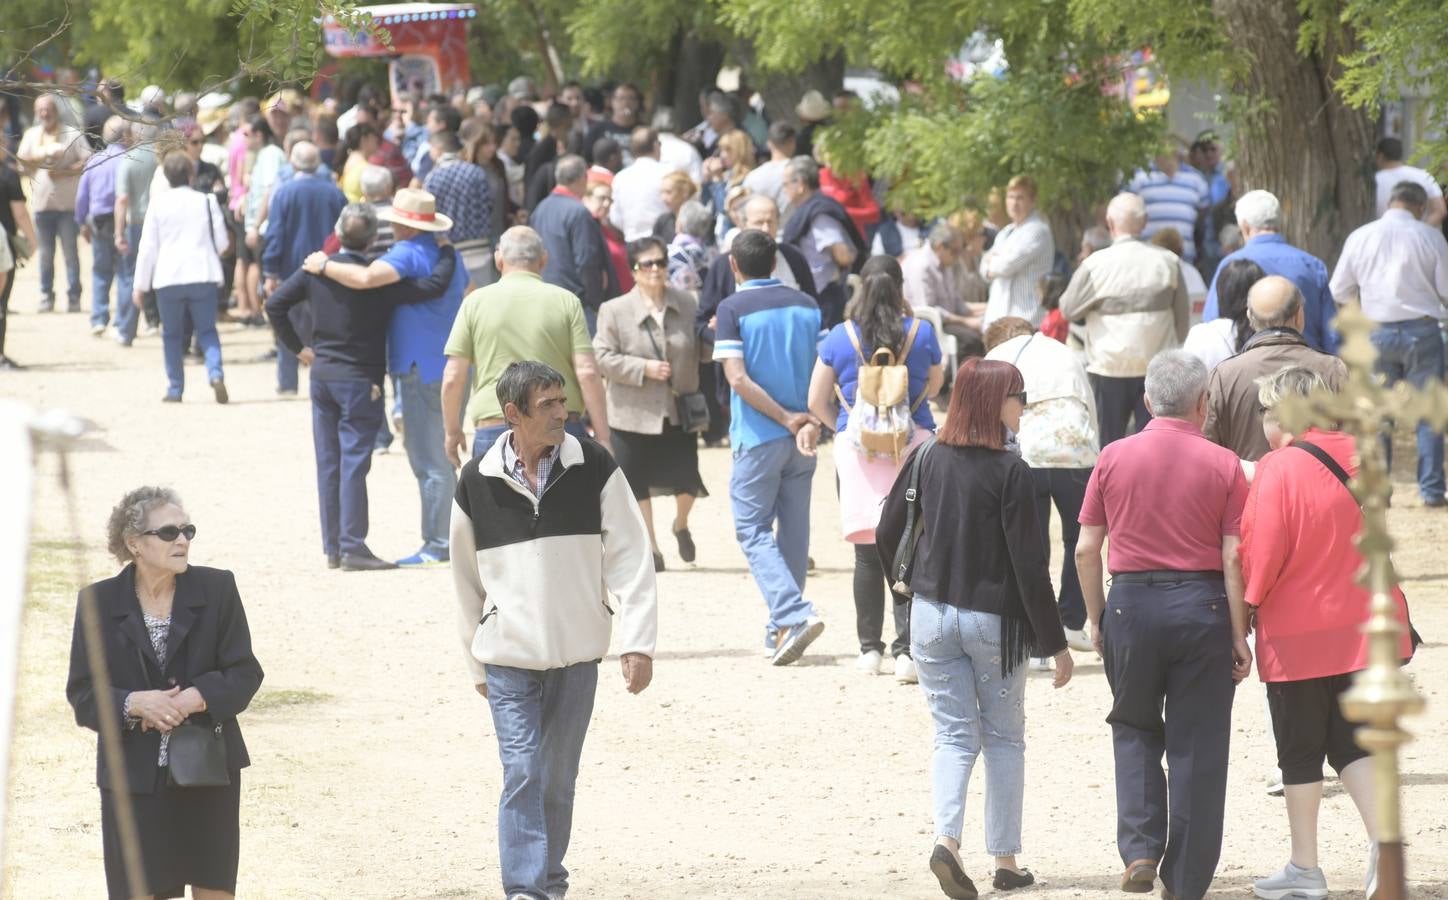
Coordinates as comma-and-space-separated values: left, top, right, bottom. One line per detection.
311, 378, 384, 557
940, 320, 985, 359
1091, 373, 1151, 446
0, 258, 13, 358
1102, 578, 1235, 900
854, 544, 909, 657
1030, 467, 1090, 630
699, 361, 730, 444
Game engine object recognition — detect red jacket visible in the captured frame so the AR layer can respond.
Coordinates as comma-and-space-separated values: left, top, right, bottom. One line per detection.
1239, 429, 1412, 681
819, 168, 881, 236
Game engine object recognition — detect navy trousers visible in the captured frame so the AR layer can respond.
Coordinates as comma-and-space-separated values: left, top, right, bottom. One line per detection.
311, 378, 384, 557
1091, 374, 1151, 446
1102, 577, 1235, 900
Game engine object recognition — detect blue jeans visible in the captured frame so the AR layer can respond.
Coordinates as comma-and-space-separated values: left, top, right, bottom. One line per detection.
155, 283, 223, 397
472, 419, 590, 461
1373, 318, 1446, 501
276, 341, 299, 393
398, 366, 456, 558
89, 214, 117, 326
112, 222, 143, 342
34, 209, 81, 305
910, 598, 1027, 855
312, 378, 384, 557
729, 436, 817, 638
485, 661, 599, 900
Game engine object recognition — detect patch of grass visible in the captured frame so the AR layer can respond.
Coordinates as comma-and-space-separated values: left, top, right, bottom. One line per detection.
31, 539, 85, 552
250, 688, 333, 711
23, 543, 87, 611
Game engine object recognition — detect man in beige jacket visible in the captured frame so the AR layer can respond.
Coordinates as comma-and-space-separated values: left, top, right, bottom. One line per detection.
1059, 192, 1190, 445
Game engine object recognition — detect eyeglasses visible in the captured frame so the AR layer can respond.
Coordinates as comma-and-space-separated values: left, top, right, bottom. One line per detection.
634, 258, 667, 270
141, 524, 197, 542
1008, 391, 1029, 405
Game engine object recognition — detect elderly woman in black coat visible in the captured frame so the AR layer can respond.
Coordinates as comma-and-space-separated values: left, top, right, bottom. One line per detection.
67, 486, 263, 900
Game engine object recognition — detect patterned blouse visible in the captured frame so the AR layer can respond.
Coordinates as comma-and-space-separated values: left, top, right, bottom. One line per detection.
1017, 397, 1099, 469
124, 613, 173, 766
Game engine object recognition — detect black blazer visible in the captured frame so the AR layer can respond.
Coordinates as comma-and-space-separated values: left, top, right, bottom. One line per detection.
66, 564, 264, 793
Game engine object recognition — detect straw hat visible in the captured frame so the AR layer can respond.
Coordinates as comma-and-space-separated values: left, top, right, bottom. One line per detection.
377, 188, 453, 233
198, 106, 228, 136
795, 89, 831, 123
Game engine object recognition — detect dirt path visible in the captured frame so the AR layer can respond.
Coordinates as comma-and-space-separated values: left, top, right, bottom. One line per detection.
3, 263, 1446, 898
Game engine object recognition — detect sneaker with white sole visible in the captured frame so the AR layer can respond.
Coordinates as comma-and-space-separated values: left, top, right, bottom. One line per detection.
1065, 627, 1094, 652
763, 630, 778, 658
1253, 861, 1327, 899
90, 323, 106, 336
1029, 656, 1052, 671
771, 616, 825, 666
894, 655, 918, 684
1266, 769, 1285, 797
856, 649, 883, 674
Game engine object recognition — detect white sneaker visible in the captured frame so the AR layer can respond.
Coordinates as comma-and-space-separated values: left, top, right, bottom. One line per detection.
894, 655, 918, 684
856, 649, 883, 674
1029, 656, 1052, 671
1365, 841, 1379, 899
1065, 627, 1094, 652
771, 616, 825, 666
1253, 861, 1328, 899
90, 323, 106, 336
1266, 769, 1285, 797
140, 323, 158, 337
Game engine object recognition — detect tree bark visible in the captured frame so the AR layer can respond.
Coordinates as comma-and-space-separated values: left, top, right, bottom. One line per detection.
1214, 0, 1375, 267
656, 28, 726, 132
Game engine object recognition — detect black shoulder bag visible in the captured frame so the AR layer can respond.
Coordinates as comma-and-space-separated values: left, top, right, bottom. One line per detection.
136, 647, 230, 787
890, 437, 937, 595
1294, 440, 1424, 659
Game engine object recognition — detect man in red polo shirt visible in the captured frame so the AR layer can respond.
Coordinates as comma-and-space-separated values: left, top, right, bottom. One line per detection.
1074, 349, 1253, 900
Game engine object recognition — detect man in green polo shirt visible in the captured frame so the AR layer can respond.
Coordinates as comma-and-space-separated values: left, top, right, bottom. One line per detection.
442, 225, 612, 465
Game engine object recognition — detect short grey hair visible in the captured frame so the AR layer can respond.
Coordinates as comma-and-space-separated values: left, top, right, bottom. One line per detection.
360, 164, 394, 201
1081, 225, 1112, 254
289, 140, 321, 173
676, 200, 714, 240
106, 486, 184, 564
497, 226, 546, 267
1235, 190, 1281, 231
927, 222, 961, 249
1257, 365, 1330, 413
497, 360, 566, 416
553, 154, 588, 187
785, 155, 820, 190
335, 203, 378, 251
102, 116, 129, 145
161, 151, 194, 188
1389, 180, 1429, 209
1106, 192, 1147, 231
1144, 350, 1209, 418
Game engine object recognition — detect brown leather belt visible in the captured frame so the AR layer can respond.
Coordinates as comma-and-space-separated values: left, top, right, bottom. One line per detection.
474, 412, 582, 428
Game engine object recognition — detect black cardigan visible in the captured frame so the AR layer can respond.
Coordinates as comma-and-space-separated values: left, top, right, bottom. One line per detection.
67, 564, 264, 793
876, 443, 1067, 672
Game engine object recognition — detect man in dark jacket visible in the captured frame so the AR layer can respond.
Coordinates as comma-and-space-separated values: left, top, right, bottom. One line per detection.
779, 155, 867, 329
267, 203, 457, 572
529, 154, 608, 332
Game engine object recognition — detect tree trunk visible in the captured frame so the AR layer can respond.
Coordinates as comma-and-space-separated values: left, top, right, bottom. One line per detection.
739, 48, 844, 127
656, 28, 726, 132
1214, 0, 1375, 267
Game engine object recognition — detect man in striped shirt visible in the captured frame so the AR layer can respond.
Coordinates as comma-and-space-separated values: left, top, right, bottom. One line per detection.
980, 175, 1055, 326
1128, 150, 1210, 264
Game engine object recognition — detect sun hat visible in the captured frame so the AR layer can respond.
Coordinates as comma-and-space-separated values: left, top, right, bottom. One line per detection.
795, 89, 831, 123
376, 188, 453, 233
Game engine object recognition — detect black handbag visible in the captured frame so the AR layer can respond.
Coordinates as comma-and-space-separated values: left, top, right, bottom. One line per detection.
890, 437, 937, 595
645, 317, 711, 434
135, 648, 231, 787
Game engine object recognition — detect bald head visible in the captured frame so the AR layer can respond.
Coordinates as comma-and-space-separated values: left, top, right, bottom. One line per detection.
1105, 192, 1147, 237
742, 194, 780, 236
1247, 275, 1304, 331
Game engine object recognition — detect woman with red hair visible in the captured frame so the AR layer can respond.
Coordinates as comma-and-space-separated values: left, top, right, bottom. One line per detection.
878, 357, 1073, 898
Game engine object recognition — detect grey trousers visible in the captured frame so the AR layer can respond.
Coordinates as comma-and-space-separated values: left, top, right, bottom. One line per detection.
1101, 576, 1235, 900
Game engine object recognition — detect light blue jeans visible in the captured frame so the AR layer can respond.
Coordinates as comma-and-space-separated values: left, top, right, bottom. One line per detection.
33, 209, 81, 305
911, 597, 1027, 855
729, 436, 817, 641
112, 222, 143, 343
155, 283, 223, 396
397, 366, 455, 558
1372, 318, 1446, 502
486, 661, 599, 900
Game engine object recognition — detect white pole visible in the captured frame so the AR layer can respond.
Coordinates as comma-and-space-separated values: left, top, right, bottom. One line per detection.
0, 400, 37, 877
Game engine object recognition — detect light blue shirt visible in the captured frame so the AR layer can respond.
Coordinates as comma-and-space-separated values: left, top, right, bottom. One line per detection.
1202, 233, 1336, 353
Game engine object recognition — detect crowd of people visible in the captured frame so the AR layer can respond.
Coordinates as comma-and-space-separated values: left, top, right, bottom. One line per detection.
33, 70, 1446, 900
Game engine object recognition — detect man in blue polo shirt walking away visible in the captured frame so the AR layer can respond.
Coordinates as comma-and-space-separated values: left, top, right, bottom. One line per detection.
713, 229, 827, 665
304, 188, 471, 567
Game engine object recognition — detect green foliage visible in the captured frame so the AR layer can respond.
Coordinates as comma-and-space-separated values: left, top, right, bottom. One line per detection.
1336, 0, 1448, 167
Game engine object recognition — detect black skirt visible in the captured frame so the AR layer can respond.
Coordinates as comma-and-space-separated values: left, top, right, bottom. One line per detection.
612, 424, 710, 501
101, 769, 242, 899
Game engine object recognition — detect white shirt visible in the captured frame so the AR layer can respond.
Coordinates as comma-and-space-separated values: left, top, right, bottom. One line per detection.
1179, 259, 1207, 321
133, 187, 229, 292
743, 159, 790, 217
1330, 208, 1448, 323
610, 156, 672, 240
871, 222, 924, 257
981, 212, 1055, 326
985, 333, 1099, 468
1183, 317, 1238, 371
1375, 165, 1443, 217
658, 133, 703, 185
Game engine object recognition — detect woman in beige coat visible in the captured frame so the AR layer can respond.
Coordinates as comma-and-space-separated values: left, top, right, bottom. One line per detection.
594, 236, 709, 572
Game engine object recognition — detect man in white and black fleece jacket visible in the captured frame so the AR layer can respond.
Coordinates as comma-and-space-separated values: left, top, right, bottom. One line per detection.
450, 359, 657, 900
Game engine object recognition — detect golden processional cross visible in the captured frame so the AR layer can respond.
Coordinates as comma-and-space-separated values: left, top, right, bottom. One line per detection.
1274, 303, 1432, 900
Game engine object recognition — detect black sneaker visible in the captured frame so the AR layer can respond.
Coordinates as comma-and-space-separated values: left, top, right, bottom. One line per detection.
993, 867, 1035, 891
162, 393, 182, 403
929, 845, 978, 900
673, 526, 696, 563
211, 377, 229, 404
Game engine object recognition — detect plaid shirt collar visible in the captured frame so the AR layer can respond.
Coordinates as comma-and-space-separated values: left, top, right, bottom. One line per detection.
502, 432, 562, 498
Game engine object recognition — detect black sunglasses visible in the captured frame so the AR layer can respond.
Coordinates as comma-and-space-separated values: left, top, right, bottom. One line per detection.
142, 524, 197, 542
634, 258, 667, 270
1008, 391, 1029, 405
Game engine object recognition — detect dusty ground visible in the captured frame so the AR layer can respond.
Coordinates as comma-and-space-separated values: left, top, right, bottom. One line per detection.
2, 259, 1447, 899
